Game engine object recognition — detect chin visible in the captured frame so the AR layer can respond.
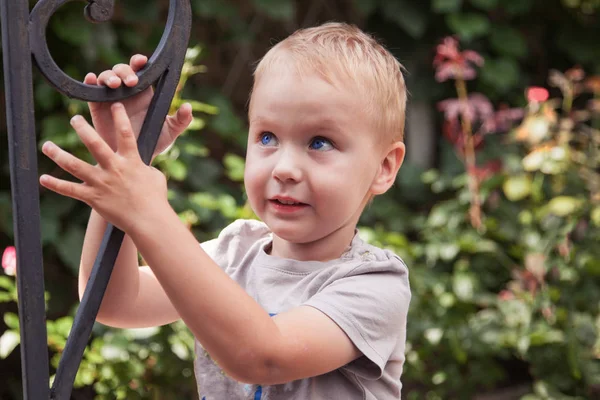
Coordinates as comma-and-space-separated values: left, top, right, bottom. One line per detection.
266, 218, 320, 244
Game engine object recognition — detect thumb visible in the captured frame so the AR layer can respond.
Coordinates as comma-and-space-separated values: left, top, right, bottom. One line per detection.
166, 103, 193, 139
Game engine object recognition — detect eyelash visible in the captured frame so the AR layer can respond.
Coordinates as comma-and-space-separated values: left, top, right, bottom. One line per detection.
257, 132, 335, 150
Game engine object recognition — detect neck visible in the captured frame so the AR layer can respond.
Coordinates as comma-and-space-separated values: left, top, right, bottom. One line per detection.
270, 220, 357, 262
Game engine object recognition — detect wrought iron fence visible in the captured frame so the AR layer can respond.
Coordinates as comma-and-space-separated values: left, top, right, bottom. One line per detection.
0, 0, 191, 398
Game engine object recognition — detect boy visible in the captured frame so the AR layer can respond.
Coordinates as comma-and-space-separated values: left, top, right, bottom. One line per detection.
39, 22, 410, 399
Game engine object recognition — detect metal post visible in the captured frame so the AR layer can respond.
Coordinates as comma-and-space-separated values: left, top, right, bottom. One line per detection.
0, 0, 50, 398
0, 1, 192, 398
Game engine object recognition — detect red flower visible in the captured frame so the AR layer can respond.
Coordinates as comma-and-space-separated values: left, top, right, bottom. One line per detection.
498, 290, 515, 301
467, 160, 503, 182
526, 86, 549, 103
2, 246, 16, 276
433, 37, 484, 82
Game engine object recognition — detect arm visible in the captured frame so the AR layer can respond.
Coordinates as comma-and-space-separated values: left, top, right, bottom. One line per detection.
77, 56, 192, 328
129, 206, 362, 384
42, 104, 363, 384
79, 210, 180, 328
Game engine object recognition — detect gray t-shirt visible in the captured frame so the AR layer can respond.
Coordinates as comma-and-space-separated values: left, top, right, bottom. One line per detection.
194, 219, 411, 400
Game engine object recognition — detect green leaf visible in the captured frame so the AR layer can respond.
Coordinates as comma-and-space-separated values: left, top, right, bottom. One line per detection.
453, 272, 476, 302
439, 243, 460, 261
165, 159, 188, 181
503, 175, 531, 201
192, 0, 239, 19
382, 1, 428, 38
186, 100, 219, 115
433, 0, 463, 13
0, 276, 13, 290
35, 82, 61, 111
0, 331, 20, 359
503, 0, 534, 15
469, 0, 498, 10
57, 226, 85, 275
446, 13, 490, 41
591, 206, 600, 226
223, 153, 245, 182
547, 196, 582, 217
352, 0, 378, 15
51, 14, 92, 46
188, 117, 206, 131
4, 312, 20, 330
183, 143, 209, 157
252, 0, 295, 20
480, 57, 520, 92
490, 25, 527, 58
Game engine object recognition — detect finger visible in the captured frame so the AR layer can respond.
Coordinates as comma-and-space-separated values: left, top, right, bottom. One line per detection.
70, 115, 116, 167
41, 141, 98, 182
166, 103, 193, 138
130, 54, 148, 72
40, 174, 91, 203
84, 72, 98, 86
111, 103, 140, 158
84, 73, 101, 112
112, 63, 138, 87
97, 70, 122, 88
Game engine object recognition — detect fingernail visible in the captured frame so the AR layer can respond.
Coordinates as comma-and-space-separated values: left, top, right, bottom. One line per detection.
42, 141, 54, 152
125, 76, 137, 84
108, 77, 119, 85
70, 115, 81, 125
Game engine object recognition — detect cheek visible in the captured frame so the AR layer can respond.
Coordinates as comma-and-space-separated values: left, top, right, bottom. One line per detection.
244, 157, 268, 201
313, 159, 372, 201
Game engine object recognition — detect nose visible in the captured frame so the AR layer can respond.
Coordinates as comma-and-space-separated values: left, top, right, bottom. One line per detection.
272, 148, 303, 183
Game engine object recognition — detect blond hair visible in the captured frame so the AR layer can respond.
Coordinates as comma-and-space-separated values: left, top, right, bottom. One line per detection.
251, 22, 407, 142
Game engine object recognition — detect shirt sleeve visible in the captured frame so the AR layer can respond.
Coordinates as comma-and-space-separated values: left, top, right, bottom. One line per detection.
199, 219, 270, 272
302, 257, 410, 379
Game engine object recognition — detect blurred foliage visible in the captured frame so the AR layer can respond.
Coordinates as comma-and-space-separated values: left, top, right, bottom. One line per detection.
1, 0, 600, 399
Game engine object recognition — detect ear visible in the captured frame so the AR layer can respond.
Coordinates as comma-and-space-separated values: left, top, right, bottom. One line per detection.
370, 141, 406, 195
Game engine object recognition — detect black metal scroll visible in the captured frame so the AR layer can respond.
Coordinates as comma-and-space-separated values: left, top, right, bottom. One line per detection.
0, 1, 192, 398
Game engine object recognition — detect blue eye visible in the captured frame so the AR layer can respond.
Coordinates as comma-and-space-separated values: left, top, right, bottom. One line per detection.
310, 137, 333, 151
260, 132, 278, 146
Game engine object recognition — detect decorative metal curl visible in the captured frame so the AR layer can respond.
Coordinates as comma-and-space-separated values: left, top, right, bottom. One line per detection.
1, 1, 192, 399
84, 0, 114, 23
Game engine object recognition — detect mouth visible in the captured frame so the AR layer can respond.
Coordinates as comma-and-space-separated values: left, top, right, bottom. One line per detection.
269, 196, 307, 206
268, 197, 309, 212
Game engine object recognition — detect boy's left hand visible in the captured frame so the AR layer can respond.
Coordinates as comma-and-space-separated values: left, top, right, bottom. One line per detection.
40, 103, 170, 234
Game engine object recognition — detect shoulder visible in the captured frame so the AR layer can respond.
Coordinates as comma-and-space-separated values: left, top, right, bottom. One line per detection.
200, 219, 271, 270
219, 218, 271, 239
341, 231, 409, 278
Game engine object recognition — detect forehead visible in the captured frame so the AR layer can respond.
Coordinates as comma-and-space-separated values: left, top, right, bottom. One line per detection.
249, 68, 366, 128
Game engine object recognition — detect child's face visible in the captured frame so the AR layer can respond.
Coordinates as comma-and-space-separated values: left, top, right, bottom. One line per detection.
244, 67, 385, 246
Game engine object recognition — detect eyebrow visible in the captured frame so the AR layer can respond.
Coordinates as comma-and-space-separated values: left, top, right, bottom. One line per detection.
250, 115, 343, 133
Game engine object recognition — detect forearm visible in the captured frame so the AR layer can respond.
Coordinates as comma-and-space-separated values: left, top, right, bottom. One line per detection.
129, 205, 278, 381
79, 209, 140, 322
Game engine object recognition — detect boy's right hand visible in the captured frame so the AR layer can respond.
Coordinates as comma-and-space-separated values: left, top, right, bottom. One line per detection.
84, 54, 193, 157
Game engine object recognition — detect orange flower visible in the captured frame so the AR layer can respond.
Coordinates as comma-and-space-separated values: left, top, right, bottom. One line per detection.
585, 76, 600, 94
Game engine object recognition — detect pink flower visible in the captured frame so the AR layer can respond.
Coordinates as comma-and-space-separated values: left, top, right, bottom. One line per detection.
433, 37, 484, 82
438, 93, 495, 125
493, 104, 525, 132
2, 246, 16, 276
526, 87, 549, 103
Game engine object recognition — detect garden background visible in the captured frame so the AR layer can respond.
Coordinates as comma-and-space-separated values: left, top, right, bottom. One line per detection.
1, 0, 600, 399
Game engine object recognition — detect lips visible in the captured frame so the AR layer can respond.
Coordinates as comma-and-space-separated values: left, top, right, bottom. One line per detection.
270, 196, 306, 206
